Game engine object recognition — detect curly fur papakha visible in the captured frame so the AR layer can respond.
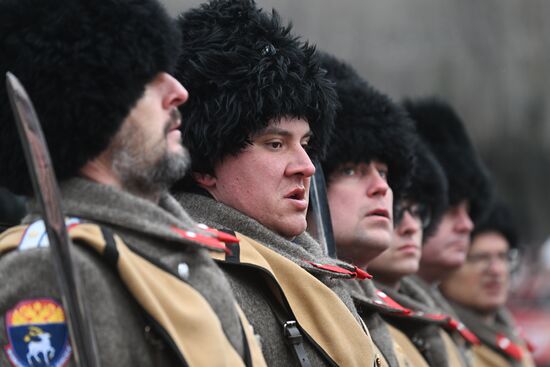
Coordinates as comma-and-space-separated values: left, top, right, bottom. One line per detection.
472, 200, 519, 250
403, 98, 493, 224
404, 141, 449, 239
318, 53, 417, 201
174, 0, 337, 176
0, 0, 180, 195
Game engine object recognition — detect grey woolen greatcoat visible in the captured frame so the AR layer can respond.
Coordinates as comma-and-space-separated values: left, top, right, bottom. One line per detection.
177, 192, 373, 367
375, 278, 452, 367
408, 275, 474, 367
0, 178, 245, 366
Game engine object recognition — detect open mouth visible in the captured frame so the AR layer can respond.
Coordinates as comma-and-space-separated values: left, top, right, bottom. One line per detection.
367, 208, 390, 219
285, 187, 306, 200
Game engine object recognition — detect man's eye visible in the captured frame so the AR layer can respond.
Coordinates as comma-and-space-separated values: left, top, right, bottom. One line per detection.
378, 169, 388, 181
268, 141, 283, 149
340, 167, 356, 176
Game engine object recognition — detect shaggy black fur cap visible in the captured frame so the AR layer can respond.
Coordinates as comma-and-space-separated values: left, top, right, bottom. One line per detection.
174, 0, 337, 176
472, 200, 519, 250
403, 98, 493, 224
318, 53, 417, 201
0, 0, 180, 195
403, 141, 449, 239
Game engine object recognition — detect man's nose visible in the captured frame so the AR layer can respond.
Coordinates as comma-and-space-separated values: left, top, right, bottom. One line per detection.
366, 169, 389, 197
455, 204, 474, 234
162, 72, 189, 108
287, 145, 315, 177
397, 210, 422, 236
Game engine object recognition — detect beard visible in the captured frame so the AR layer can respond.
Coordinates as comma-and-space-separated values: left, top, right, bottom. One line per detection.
111, 110, 190, 199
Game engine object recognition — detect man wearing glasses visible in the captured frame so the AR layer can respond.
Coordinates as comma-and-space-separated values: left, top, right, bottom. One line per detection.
440, 202, 535, 367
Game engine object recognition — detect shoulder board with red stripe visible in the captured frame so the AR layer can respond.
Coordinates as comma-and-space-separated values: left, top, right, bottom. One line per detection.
196, 223, 239, 244
170, 226, 231, 253
496, 333, 523, 361
305, 261, 372, 280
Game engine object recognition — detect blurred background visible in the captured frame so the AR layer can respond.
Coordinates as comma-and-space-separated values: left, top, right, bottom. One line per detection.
162, 0, 550, 364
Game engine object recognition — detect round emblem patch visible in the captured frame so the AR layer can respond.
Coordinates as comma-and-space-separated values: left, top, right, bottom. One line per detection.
4, 298, 72, 367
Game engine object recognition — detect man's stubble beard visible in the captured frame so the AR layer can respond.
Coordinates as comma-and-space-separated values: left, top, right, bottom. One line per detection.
112, 117, 190, 201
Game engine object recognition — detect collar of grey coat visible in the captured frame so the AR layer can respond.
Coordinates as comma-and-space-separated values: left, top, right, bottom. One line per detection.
176, 191, 368, 323
386, 277, 442, 314
26, 177, 214, 251
176, 191, 363, 279
448, 300, 526, 363
409, 274, 464, 321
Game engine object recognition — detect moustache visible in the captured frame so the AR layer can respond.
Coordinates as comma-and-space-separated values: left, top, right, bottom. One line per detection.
164, 108, 182, 134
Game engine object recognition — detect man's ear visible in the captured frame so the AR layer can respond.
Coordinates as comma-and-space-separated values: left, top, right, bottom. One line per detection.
193, 172, 216, 189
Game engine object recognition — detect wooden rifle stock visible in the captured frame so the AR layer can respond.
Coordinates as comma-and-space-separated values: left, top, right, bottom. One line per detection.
6, 72, 99, 367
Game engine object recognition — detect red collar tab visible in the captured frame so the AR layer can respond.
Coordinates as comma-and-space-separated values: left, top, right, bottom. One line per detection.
447, 318, 480, 345
171, 226, 230, 253
422, 313, 480, 345
305, 261, 373, 280
374, 290, 412, 315
354, 266, 373, 280
422, 313, 448, 321
196, 224, 240, 244
496, 333, 523, 361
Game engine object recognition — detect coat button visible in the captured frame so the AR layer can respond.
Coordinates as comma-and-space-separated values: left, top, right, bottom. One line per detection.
375, 354, 382, 367
178, 262, 190, 280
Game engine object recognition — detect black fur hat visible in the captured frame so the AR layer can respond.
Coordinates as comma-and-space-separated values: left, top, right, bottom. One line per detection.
318, 53, 417, 201
403, 98, 493, 224
472, 200, 519, 250
403, 140, 449, 239
0, 0, 180, 195
174, 0, 337, 176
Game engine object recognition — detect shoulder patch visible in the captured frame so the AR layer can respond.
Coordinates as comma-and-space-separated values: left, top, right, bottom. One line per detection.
4, 298, 72, 367
18, 218, 81, 251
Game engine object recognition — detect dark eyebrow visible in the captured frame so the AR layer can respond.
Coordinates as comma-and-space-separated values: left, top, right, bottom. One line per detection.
254, 126, 313, 139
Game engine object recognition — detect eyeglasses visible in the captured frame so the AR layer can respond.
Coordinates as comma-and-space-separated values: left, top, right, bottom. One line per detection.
465, 249, 520, 271
394, 202, 431, 229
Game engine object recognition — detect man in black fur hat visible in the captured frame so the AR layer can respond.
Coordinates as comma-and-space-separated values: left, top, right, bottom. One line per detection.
318, 53, 432, 367
404, 98, 494, 366
403, 98, 493, 293
0, 0, 266, 365
172, 1, 379, 366
440, 202, 535, 367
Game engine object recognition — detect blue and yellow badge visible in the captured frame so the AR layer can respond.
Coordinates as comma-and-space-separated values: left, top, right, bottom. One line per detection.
4, 298, 72, 367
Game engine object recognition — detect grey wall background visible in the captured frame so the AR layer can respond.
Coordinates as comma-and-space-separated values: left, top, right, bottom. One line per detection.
163, 0, 550, 249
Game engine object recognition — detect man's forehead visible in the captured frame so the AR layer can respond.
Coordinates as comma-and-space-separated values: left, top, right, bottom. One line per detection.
253, 118, 312, 137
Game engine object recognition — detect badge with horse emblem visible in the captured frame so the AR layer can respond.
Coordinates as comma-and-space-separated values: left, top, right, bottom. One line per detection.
4, 298, 72, 367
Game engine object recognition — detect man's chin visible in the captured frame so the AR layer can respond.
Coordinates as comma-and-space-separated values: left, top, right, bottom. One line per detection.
273, 220, 306, 239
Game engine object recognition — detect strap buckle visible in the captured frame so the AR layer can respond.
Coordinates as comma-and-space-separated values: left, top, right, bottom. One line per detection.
283, 321, 303, 344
